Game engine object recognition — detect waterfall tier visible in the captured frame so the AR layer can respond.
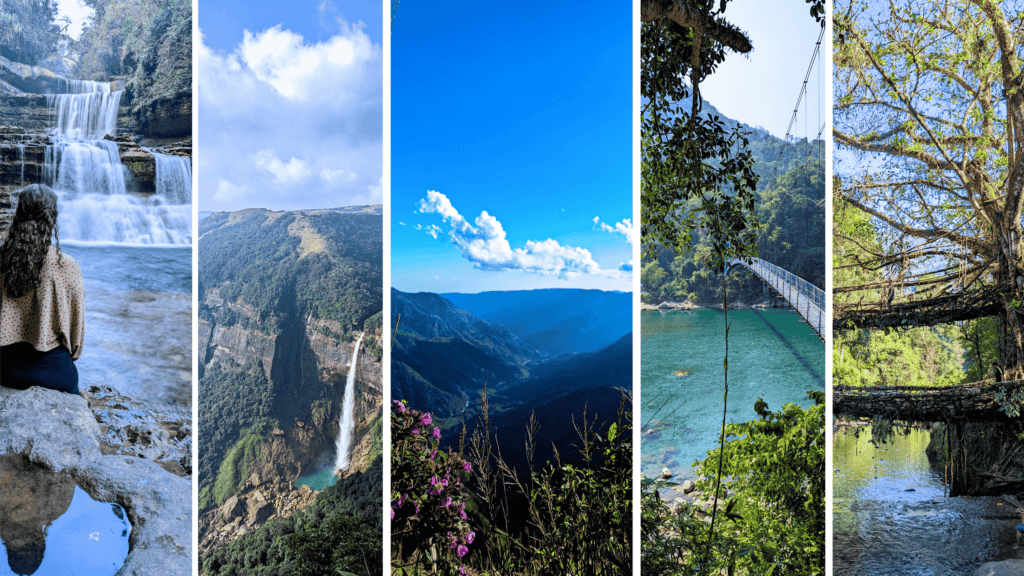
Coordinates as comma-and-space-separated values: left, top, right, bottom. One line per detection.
47, 91, 123, 140
335, 333, 365, 472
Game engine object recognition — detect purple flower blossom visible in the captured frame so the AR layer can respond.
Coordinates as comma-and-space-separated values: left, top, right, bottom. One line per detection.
457, 545, 468, 558
391, 507, 395, 519
411, 427, 419, 435
458, 567, 468, 576
394, 400, 406, 413
421, 413, 433, 426
466, 531, 475, 544
463, 462, 472, 473
460, 509, 467, 519
430, 476, 439, 486
432, 427, 441, 439
443, 496, 453, 507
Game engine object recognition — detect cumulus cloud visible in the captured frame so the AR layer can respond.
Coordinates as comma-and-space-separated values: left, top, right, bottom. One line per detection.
595, 216, 635, 272
418, 191, 619, 280
198, 22, 382, 211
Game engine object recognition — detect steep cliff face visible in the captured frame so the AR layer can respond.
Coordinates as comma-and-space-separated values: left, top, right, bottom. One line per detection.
198, 301, 383, 552
197, 207, 382, 553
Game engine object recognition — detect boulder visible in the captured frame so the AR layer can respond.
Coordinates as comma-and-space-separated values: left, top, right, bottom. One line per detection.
973, 560, 1024, 576
0, 386, 190, 576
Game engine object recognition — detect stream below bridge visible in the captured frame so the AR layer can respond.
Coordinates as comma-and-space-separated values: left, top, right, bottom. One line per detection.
834, 426, 1023, 575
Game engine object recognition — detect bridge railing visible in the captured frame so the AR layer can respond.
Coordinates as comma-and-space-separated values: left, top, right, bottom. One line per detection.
731, 257, 825, 337
748, 257, 825, 310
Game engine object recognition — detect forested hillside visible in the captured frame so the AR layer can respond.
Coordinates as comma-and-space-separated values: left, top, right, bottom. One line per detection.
199, 208, 383, 332
201, 457, 383, 576
198, 207, 383, 564
642, 99, 825, 305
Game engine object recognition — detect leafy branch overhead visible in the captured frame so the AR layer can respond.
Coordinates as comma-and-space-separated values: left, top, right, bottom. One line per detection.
641, 0, 761, 273
833, 0, 1024, 379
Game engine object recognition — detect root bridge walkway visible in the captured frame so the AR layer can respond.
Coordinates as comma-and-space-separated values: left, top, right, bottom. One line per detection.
834, 382, 1024, 422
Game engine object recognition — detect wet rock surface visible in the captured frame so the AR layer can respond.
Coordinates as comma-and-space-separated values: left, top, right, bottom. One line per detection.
974, 560, 1024, 575
0, 387, 190, 576
83, 386, 191, 477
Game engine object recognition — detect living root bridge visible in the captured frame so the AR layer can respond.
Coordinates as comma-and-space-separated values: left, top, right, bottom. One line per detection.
833, 285, 1005, 331
834, 381, 1024, 423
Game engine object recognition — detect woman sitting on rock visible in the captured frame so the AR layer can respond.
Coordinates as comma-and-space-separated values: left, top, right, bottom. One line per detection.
0, 184, 84, 394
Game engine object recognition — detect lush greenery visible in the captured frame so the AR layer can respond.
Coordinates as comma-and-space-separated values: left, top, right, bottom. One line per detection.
833, 196, 998, 388
392, 393, 631, 575
198, 361, 275, 512
201, 457, 383, 576
76, 0, 190, 112
642, 392, 826, 576
199, 210, 383, 333
0, 0, 61, 65
642, 124, 825, 304
834, 0, 1024, 378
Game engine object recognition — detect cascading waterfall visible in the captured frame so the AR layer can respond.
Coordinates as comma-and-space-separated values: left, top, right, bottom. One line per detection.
40, 77, 191, 245
335, 332, 365, 472
153, 153, 192, 205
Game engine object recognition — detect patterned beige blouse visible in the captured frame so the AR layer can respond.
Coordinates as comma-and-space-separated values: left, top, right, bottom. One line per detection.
0, 246, 85, 360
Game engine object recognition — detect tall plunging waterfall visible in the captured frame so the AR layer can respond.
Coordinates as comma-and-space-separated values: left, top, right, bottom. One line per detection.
335, 333, 364, 472
41, 78, 191, 245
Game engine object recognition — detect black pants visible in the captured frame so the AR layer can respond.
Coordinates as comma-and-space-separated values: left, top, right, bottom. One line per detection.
1, 342, 80, 395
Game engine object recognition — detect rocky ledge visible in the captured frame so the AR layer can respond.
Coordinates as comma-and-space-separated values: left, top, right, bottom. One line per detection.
0, 386, 190, 576
974, 560, 1024, 575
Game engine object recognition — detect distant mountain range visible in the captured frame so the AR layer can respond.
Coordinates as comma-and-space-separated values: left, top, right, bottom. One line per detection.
392, 287, 632, 468
441, 289, 631, 356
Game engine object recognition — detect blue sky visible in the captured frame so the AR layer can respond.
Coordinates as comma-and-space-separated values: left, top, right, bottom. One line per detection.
198, 0, 383, 212
201, 0, 382, 52
391, 0, 633, 294
700, 1, 825, 140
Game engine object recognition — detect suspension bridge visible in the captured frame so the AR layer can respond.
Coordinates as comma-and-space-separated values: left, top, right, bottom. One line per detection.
730, 257, 825, 339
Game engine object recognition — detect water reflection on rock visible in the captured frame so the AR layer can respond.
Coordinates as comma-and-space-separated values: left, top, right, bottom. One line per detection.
0, 455, 74, 574
0, 455, 131, 576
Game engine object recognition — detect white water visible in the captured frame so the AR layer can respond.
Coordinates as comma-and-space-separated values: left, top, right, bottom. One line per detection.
153, 153, 192, 205
335, 332, 364, 472
48, 91, 123, 140
38, 80, 192, 246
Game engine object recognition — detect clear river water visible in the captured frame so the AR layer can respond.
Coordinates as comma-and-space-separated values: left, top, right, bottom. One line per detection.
834, 426, 1023, 575
640, 308, 825, 481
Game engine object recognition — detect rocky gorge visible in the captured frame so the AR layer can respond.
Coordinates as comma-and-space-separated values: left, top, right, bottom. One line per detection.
196, 207, 384, 557
198, 301, 383, 552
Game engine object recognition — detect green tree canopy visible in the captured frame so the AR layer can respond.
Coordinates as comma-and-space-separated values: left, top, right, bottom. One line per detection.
834, 0, 1024, 378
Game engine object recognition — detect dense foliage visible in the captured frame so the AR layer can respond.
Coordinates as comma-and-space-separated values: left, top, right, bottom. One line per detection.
198, 361, 275, 512
393, 394, 631, 575
833, 194, 997, 388
642, 392, 826, 576
201, 457, 383, 576
642, 120, 825, 304
74, 0, 190, 118
199, 210, 383, 332
0, 0, 61, 65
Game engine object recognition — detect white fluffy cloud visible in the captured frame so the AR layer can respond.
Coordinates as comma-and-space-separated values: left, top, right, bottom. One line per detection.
198, 22, 382, 211
594, 216, 635, 272
419, 191, 620, 280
